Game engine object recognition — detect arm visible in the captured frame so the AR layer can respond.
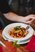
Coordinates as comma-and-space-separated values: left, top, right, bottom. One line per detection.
3, 12, 26, 22
3, 12, 35, 29
3, 12, 35, 23
3, 12, 34, 22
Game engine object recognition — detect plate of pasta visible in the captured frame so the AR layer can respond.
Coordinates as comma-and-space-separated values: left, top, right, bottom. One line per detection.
2, 23, 34, 44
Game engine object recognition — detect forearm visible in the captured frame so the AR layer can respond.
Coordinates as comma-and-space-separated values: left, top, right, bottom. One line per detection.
3, 12, 26, 22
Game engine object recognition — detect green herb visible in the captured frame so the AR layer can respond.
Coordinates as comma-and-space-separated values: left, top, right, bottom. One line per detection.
14, 26, 21, 30
12, 41, 21, 48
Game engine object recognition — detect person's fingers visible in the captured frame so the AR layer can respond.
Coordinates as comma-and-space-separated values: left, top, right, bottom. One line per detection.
30, 19, 35, 29
24, 18, 34, 24
25, 20, 33, 24
26, 15, 35, 19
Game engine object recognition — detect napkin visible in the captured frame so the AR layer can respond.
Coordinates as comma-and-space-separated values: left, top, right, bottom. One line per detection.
26, 35, 35, 52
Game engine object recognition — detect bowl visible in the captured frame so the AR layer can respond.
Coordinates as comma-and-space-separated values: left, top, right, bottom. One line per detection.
2, 23, 34, 44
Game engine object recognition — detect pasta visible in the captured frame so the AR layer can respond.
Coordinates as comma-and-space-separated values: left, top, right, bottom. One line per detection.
9, 26, 28, 38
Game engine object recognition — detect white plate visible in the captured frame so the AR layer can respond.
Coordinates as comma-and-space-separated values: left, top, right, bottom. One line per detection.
17, 39, 30, 44
2, 34, 30, 44
2, 23, 34, 44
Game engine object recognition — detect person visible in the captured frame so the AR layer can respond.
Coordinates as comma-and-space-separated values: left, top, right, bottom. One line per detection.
0, 0, 35, 29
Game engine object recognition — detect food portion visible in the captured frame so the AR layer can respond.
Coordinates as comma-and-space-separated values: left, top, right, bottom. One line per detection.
9, 26, 28, 38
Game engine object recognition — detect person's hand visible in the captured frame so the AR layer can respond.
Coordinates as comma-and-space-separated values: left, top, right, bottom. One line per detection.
30, 19, 35, 29
24, 15, 35, 29
25, 14, 35, 24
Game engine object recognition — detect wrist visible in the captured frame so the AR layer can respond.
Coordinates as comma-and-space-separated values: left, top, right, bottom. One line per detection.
18, 16, 27, 23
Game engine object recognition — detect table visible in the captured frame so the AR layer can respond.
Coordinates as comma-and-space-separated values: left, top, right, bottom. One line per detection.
0, 29, 29, 52
0, 29, 35, 52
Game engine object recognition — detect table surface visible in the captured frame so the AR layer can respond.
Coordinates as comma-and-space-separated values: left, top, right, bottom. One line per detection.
0, 29, 35, 52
